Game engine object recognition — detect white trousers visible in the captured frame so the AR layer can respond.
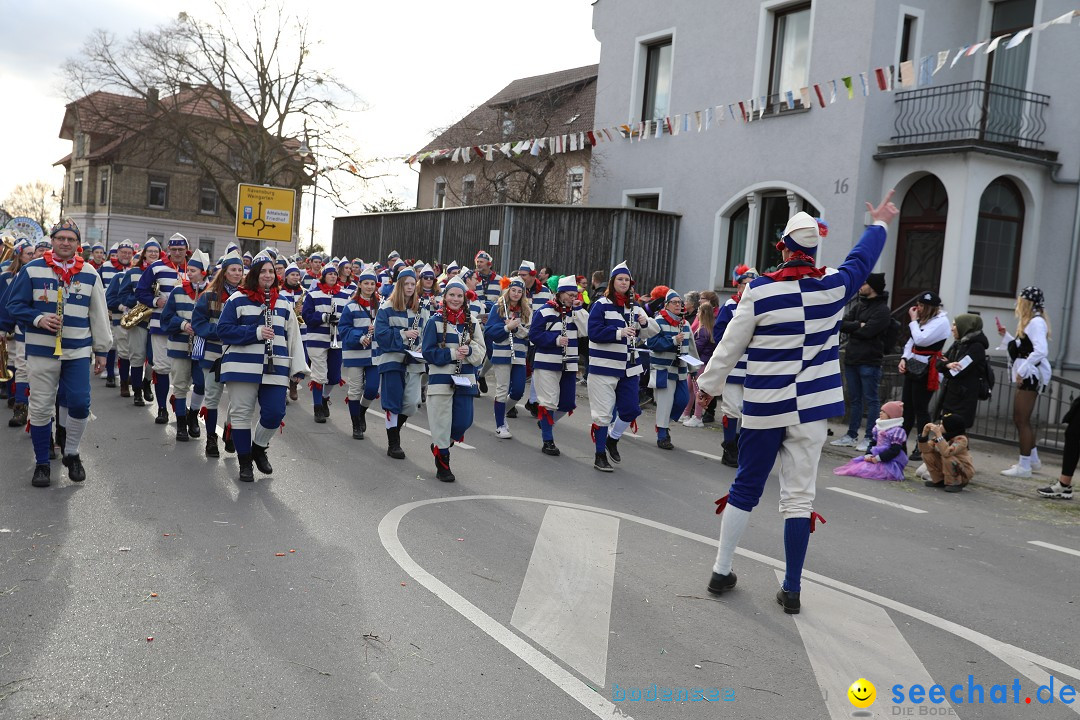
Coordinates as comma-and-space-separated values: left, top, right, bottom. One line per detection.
532, 368, 563, 410
13, 338, 27, 383
654, 382, 676, 430
492, 362, 522, 406
204, 367, 225, 410
113, 324, 130, 358
776, 419, 827, 519
125, 326, 148, 365
587, 373, 619, 424
150, 334, 171, 373
26, 355, 88, 426
721, 383, 744, 420
428, 394, 454, 449
346, 365, 375, 404
227, 382, 278, 448
171, 357, 195, 398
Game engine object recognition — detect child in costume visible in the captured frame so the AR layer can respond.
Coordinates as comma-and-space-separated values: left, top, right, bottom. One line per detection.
919, 413, 975, 493
834, 401, 907, 481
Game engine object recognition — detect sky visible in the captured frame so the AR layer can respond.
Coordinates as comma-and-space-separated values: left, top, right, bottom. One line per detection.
0, 0, 601, 246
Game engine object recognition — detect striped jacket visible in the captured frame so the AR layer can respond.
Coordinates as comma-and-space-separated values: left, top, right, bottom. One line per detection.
698, 223, 887, 429
98, 259, 128, 326
0, 271, 16, 335
161, 281, 206, 359
646, 310, 693, 384
586, 297, 660, 377
421, 312, 485, 396
7, 257, 112, 359
190, 287, 233, 366
712, 298, 748, 385
112, 264, 149, 328
217, 291, 308, 386
529, 303, 589, 373
374, 304, 423, 373
340, 296, 380, 368
484, 305, 530, 366
135, 260, 182, 333
526, 282, 553, 306
301, 284, 351, 350
475, 272, 502, 305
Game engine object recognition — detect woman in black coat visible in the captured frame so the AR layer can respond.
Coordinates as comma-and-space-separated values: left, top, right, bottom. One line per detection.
936, 313, 989, 430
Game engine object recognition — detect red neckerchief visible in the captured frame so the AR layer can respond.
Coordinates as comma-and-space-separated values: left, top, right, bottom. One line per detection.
355, 295, 373, 309
660, 309, 681, 327
612, 292, 630, 308
763, 252, 827, 281
466, 290, 478, 302
180, 277, 204, 300
317, 281, 341, 296
239, 284, 280, 309
162, 257, 186, 272
732, 293, 742, 304
478, 271, 495, 284
442, 306, 466, 325
42, 250, 85, 285
306, 268, 320, 280
546, 299, 571, 316
109, 258, 127, 272
90, 260, 103, 270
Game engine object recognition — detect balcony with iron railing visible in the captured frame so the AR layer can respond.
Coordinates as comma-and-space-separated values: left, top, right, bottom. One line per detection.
875, 80, 1058, 164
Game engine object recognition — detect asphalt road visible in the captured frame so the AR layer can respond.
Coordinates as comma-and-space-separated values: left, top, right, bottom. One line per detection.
1, 380, 1079, 720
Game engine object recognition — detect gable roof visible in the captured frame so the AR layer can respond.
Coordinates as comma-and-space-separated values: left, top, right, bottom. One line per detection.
419, 64, 598, 154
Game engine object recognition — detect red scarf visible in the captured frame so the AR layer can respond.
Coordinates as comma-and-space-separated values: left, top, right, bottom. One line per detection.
239, 284, 280, 309
90, 260, 103, 270
109, 258, 127, 272
612, 292, 631, 308
442, 306, 466, 325
42, 250, 84, 286
911, 349, 945, 391
466, 290, 478, 303
162, 257, 187, 273
180, 277, 205, 300
546, 299, 571, 316
660, 309, 682, 328
763, 252, 827, 281
306, 268, 320, 280
355, 295, 374, 309
317, 281, 341, 296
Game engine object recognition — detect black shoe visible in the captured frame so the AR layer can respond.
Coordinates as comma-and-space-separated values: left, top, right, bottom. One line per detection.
721, 441, 739, 468
707, 571, 737, 595
132, 388, 145, 407
387, 427, 405, 459
357, 406, 368, 434
605, 437, 621, 463
62, 454, 86, 482
434, 448, 455, 482
525, 401, 539, 418
105, 377, 117, 388
944, 484, 964, 493
910, 448, 923, 462
542, 441, 561, 456
321, 398, 331, 418
155, 407, 169, 425
657, 435, 674, 450
187, 409, 201, 438
205, 435, 220, 458
924, 480, 945, 488
701, 413, 715, 424
56, 425, 67, 456
31, 464, 51, 487
776, 588, 801, 614
143, 379, 153, 403
506, 406, 518, 419
238, 454, 255, 482
9, 404, 26, 427
223, 426, 235, 454
313, 405, 326, 424
478, 376, 488, 394
351, 414, 365, 439
594, 453, 613, 472
251, 443, 273, 475
175, 417, 189, 442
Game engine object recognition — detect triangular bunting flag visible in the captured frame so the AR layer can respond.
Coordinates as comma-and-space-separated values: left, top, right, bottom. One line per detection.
874, 67, 888, 91
935, 50, 949, 75
814, 84, 826, 108
799, 87, 811, 109
899, 60, 915, 88
1006, 28, 1033, 48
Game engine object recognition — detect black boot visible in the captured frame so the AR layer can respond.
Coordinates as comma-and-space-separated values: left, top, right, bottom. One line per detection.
478, 376, 488, 394
605, 437, 621, 463
542, 441, 560, 456
594, 453, 613, 472
251, 443, 273, 475
143, 379, 153, 403
187, 409, 201, 438
657, 431, 674, 450
776, 588, 801, 615
62, 454, 86, 482
351, 413, 364, 440
155, 407, 169, 425
313, 404, 326, 424
223, 425, 235, 454
386, 427, 406, 459
525, 400, 539, 418
9, 403, 27, 428
49, 439, 58, 460
397, 413, 409, 430
31, 464, 51, 487
132, 386, 145, 407
238, 454, 255, 482
506, 406, 518, 419
175, 415, 189, 442
205, 434, 220, 458
721, 441, 738, 468
105, 377, 117, 388
357, 405, 368, 434
321, 397, 331, 418
56, 424, 67, 456
434, 446, 455, 482
289, 379, 298, 402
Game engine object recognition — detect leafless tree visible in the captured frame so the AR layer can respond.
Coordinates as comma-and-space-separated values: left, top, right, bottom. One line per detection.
62, 2, 373, 218
2, 181, 61, 229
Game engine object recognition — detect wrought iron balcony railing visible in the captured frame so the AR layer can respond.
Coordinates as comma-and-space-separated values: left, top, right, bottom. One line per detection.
890, 80, 1049, 151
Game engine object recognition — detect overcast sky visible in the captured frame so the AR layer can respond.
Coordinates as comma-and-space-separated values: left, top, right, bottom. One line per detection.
0, 0, 600, 245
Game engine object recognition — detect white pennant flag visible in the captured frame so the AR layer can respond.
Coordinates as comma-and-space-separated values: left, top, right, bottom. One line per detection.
462, 146, 471, 163
758, 96, 766, 119
672, 114, 681, 136
561, 134, 569, 152
569, 133, 578, 151
451, 147, 462, 163
935, 50, 949, 75
500, 143, 512, 157
530, 138, 543, 156
484, 146, 494, 161
1006, 28, 1033, 48
985, 34, 1010, 53
695, 110, 702, 131
1051, 10, 1076, 25
950, 46, 969, 68
704, 107, 712, 130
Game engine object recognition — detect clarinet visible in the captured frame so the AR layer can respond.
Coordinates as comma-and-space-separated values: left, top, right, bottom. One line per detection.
625, 297, 639, 366
559, 305, 570, 367
263, 304, 275, 372
409, 297, 424, 351
53, 285, 65, 357
454, 308, 472, 377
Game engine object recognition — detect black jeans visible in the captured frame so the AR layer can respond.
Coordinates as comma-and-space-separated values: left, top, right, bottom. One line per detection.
902, 375, 933, 448
1064, 415, 1080, 478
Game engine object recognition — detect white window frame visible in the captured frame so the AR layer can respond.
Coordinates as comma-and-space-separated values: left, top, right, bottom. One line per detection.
198, 237, 215, 255
628, 28, 676, 124
896, 6, 925, 69
433, 177, 447, 209
199, 183, 219, 215
622, 187, 663, 210
148, 178, 168, 209
72, 171, 84, 205
98, 168, 109, 205
566, 167, 585, 205
462, 175, 476, 205
177, 139, 195, 165
753, 0, 816, 101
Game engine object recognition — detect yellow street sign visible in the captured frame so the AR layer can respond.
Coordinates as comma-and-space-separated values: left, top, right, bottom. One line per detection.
235, 183, 297, 243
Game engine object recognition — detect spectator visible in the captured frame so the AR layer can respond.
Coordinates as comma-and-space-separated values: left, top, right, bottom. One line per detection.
936, 313, 989, 430
997, 286, 1052, 478
683, 291, 700, 321
681, 301, 715, 428
834, 400, 907, 481
918, 414, 974, 493
832, 272, 892, 451
538, 266, 553, 288
589, 270, 607, 302
899, 291, 950, 461
1038, 395, 1078, 500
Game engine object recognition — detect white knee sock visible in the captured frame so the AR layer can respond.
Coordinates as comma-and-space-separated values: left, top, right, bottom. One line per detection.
190, 393, 204, 411
386, 412, 398, 429
610, 417, 631, 439
712, 505, 751, 576
65, 416, 88, 456
552, 411, 565, 423
253, 422, 275, 447
529, 382, 538, 403
1030, 448, 1040, 465
1018, 455, 1032, 471
360, 397, 372, 408
324, 386, 333, 399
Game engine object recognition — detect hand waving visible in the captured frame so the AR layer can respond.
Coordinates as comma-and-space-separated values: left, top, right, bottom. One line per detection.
866, 189, 899, 225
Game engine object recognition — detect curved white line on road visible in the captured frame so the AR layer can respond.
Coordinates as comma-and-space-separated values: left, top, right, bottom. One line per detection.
378, 495, 1080, 718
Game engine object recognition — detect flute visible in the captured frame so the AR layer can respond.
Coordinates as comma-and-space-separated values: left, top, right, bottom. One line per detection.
53, 285, 65, 357
264, 304, 275, 372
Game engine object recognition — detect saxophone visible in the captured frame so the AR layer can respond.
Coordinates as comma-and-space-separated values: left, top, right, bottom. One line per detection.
121, 281, 157, 328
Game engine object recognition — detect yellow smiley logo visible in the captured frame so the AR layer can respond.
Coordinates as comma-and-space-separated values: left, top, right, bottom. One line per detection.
848, 678, 876, 708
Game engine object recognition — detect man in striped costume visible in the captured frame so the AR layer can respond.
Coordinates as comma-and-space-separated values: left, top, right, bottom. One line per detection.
646, 289, 693, 450
161, 249, 210, 442
301, 262, 348, 423
7, 219, 112, 487
698, 191, 898, 614
97, 242, 128, 389
137, 232, 189, 424
474, 250, 502, 306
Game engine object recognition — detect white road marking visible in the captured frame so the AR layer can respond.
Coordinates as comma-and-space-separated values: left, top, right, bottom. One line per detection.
826, 486, 927, 514
784, 570, 958, 719
380, 496, 1080, 720
1028, 540, 1080, 558
404, 423, 475, 450
511, 507, 619, 688
687, 449, 724, 462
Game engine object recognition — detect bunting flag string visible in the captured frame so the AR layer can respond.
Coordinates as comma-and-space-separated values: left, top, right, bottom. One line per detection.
398, 12, 1078, 167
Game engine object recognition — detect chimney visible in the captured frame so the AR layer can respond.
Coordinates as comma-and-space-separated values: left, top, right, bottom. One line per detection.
146, 88, 159, 110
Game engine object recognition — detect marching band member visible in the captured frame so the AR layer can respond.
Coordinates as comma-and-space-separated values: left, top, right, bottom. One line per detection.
418, 263, 440, 305
484, 277, 530, 438
97, 242, 125, 388
7, 219, 112, 487
422, 277, 485, 482
645, 290, 693, 450
375, 266, 423, 459
340, 265, 380, 440
274, 256, 288, 283
217, 257, 308, 482
278, 262, 306, 402
711, 265, 759, 467
161, 249, 210, 442
303, 252, 325, 291
302, 261, 347, 423
474, 251, 501, 305
191, 250, 244, 457
136, 232, 189, 424
87, 241, 106, 270
586, 262, 659, 472
1, 239, 34, 427
529, 275, 588, 456
517, 260, 552, 305
242, 251, 253, 270
338, 257, 355, 293
115, 238, 161, 406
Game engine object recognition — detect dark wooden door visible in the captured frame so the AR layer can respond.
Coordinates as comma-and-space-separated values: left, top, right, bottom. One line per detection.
893, 175, 948, 310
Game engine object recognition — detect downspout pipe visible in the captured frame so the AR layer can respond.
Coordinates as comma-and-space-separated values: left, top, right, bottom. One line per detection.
1050, 162, 1080, 368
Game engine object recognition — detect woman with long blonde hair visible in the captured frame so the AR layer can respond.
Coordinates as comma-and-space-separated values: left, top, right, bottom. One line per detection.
998, 286, 1052, 477
484, 278, 532, 438
375, 267, 423, 459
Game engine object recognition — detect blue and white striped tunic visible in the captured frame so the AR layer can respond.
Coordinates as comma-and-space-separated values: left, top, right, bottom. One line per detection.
98, 260, 127, 325
476, 272, 502, 306
527, 283, 553, 307
161, 282, 204, 359
421, 312, 485, 396
6, 258, 112, 359
586, 297, 660, 378
135, 260, 182, 333
529, 303, 589, 373
301, 285, 351, 350
484, 306, 530, 366
697, 223, 887, 429
375, 304, 423, 373
646, 311, 692, 383
113, 264, 147, 327
340, 297, 380, 368
712, 298, 748, 385
217, 292, 308, 386
190, 289, 231, 365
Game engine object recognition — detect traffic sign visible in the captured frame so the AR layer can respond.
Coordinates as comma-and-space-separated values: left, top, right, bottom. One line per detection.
235, 184, 296, 243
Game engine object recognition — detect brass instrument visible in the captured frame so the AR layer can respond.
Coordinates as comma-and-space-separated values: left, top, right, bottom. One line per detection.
120, 281, 157, 329
293, 288, 306, 326
0, 335, 12, 382
53, 285, 64, 357
0, 235, 16, 266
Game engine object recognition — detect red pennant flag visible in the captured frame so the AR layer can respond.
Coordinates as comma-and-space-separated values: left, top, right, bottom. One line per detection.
814, 84, 826, 108
875, 67, 888, 91
737, 101, 747, 122
586, 130, 596, 145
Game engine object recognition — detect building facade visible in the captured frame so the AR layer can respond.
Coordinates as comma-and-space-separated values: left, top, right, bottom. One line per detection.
589, 0, 1080, 369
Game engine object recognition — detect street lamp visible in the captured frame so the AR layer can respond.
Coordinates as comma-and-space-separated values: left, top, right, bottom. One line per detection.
297, 128, 318, 252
